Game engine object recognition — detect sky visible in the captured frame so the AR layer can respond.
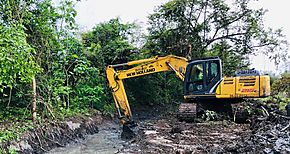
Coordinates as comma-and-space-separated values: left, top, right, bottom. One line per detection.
75, 0, 167, 31
73, 0, 290, 74
248, 0, 290, 74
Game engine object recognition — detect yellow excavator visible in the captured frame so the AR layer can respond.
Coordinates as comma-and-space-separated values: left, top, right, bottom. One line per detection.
106, 55, 270, 126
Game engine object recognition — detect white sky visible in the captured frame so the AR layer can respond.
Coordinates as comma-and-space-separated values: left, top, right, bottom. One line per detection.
75, 0, 168, 31
249, 0, 290, 74
74, 0, 290, 74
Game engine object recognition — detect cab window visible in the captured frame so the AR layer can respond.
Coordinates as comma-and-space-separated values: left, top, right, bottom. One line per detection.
185, 60, 221, 94
207, 62, 218, 84
188, 63, 204, 91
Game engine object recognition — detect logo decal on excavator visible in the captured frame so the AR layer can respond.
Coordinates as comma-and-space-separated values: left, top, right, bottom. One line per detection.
126, 68, 156, 77
241, 88, 255, 92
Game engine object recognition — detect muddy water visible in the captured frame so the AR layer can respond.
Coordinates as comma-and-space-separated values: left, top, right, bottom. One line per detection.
47, 122, 125, 154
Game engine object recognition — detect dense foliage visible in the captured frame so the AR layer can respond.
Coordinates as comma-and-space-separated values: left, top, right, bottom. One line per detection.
272, 73, 290, 96
0, 25, 40, 92
0, 0, 288, 135
270, 72, 290, 110
0, 0, 109, 120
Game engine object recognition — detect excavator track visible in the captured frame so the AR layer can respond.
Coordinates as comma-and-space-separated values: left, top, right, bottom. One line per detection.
177, 103, 197, 122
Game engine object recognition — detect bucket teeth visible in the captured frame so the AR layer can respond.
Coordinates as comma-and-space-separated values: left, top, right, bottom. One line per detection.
177, 103, 197, 122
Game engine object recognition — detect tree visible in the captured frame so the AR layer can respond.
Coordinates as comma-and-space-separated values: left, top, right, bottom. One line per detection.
82, 18, 137, 70
81, 18, 138, 106
18, 0, 81, 110
0, 24, 40, 94
145, 0, 288, 75
132, 0, 289, 107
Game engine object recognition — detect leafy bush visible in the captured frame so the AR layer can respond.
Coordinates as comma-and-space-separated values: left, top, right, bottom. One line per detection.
0, 25, 41, 91
269, 72, 290, 110
272, 72, 290, 97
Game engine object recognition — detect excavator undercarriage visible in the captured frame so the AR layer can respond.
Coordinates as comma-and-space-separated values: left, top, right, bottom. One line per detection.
177, 99, 254, 123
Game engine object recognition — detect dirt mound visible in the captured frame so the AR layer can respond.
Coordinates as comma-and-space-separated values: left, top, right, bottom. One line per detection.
1, 113, 105, 154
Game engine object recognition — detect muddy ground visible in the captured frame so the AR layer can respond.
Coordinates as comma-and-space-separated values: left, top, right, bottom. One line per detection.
119, 114, 289, 154
120, 102, 290, 154
0, 112, 106, 154
3, 101, 289, 154
46, 103, 290, 154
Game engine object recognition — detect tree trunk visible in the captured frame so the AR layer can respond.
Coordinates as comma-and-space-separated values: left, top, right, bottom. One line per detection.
7, 87, 12, 107
32, 77, 37, 123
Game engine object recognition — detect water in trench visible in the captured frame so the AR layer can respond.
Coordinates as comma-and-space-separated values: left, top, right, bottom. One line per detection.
47, 122, 125, 154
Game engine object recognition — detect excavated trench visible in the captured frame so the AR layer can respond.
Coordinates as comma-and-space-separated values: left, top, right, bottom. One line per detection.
46, 121, 124, 154
46, 103, 289, 154
46, 112, 289, 154
4, 102, 289, 154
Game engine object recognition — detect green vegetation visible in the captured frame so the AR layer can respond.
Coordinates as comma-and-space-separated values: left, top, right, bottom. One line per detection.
0, 121, 34, 143
270, 72, 290, 110
0, 0, 289, 150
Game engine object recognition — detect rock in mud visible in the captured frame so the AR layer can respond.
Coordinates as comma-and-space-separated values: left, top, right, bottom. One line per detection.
66, 121, 81, 130
169, 126, 183, 134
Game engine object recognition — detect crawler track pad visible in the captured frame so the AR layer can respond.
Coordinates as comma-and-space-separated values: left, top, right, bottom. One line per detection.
177, 103, 197, 122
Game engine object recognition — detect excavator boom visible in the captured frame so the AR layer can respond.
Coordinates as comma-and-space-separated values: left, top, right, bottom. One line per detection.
106, 55, 188, 125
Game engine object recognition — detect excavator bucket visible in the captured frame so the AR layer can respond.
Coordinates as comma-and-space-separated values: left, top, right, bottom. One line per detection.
177, 103, 197, 122
121, 122, 137, 140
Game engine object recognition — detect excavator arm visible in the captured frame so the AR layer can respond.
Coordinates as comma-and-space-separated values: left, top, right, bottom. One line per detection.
106, 55, 188, 125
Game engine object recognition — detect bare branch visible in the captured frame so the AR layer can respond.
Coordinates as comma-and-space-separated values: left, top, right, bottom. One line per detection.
208, 10, 250, 42
204, 32, 248, 48
193, 2, 205, 26
250, 42, 278, 49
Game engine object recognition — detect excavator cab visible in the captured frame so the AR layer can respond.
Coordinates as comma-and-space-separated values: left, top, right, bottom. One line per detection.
184, 57, 222, 97
178, 57, 222, 121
